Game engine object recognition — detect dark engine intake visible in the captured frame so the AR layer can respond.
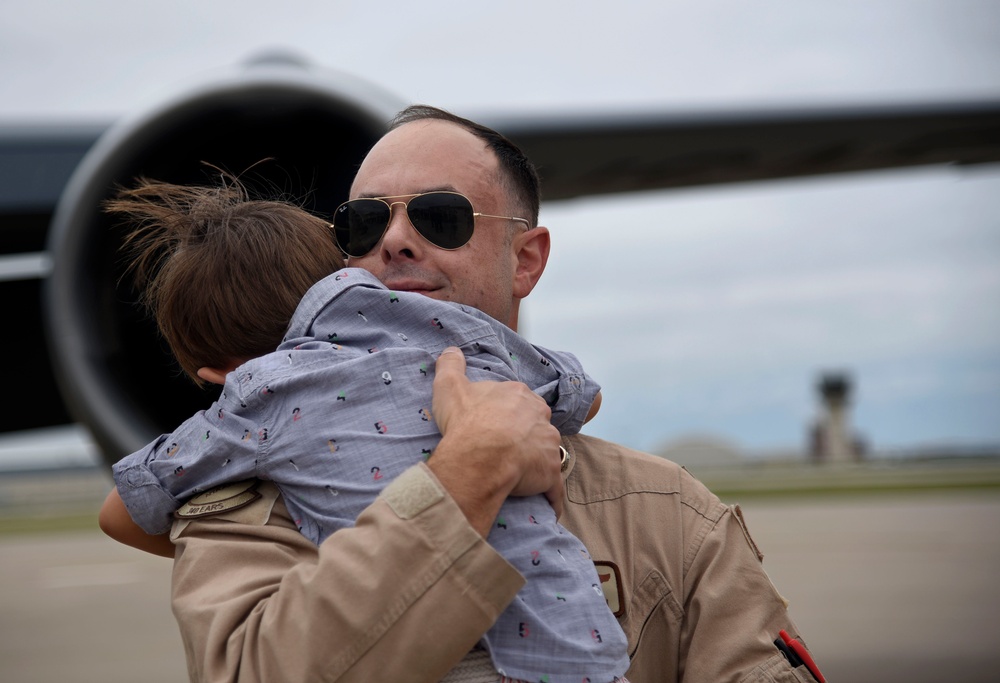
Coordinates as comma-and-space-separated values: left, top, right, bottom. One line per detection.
44, 59, 399, 465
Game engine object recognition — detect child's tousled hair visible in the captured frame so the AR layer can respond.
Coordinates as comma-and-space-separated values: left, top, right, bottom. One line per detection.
105, 173, 346, 386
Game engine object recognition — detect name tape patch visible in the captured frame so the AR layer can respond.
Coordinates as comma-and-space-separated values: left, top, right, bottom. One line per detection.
175, 479, 261, 519
593, 560, 624, 617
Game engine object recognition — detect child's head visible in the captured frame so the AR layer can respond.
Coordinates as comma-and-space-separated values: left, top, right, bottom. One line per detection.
106, 175, 346, 386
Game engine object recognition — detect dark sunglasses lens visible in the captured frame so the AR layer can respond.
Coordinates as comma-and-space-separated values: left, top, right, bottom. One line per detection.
333, 200, 390, 257
407, 193, 475, 249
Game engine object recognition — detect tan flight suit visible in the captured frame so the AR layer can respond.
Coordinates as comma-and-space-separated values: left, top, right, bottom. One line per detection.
170, 434, 821, 683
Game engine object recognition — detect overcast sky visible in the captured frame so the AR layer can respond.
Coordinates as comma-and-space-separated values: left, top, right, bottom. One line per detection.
4, 0, 999, 455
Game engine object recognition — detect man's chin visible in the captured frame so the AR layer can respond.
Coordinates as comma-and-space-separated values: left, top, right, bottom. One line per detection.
383, 279, 447, 300
406, 288, 447, 301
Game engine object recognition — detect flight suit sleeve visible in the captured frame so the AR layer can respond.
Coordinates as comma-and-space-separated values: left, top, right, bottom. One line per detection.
680, 504, 820, 683
170, 463, 525, 683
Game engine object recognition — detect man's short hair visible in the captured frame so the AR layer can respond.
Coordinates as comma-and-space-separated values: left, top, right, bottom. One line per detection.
389, 105, 541, 227
106, 176, 345, 385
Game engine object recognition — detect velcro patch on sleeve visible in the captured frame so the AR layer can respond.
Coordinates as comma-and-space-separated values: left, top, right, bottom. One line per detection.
381, 465, 444, 519
174, 480, 261, 519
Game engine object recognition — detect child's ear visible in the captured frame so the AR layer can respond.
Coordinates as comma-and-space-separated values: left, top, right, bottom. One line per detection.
197, 358, 246, 385
196, 367, 229, 385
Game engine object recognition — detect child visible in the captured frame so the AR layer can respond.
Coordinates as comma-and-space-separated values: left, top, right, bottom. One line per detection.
99, 177, 629, 683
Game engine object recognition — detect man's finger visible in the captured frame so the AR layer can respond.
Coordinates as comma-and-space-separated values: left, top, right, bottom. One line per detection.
432, 347, 468, 435
543, 481, 565, 519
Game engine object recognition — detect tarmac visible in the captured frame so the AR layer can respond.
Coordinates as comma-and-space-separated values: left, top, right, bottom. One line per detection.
1, 481, 998, 682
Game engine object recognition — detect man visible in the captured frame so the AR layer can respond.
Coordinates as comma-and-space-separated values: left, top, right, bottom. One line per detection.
169, 106, 821, 683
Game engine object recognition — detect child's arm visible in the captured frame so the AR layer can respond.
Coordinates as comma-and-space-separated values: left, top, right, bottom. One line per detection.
98, 487, 175, 558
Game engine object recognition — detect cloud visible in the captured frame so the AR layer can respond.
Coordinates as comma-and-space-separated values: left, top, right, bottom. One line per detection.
524, 167, 1000, 450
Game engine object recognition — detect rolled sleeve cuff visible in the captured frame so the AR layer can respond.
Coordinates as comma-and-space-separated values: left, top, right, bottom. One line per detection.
548, 373, 598, 436
112, 462, 181, 535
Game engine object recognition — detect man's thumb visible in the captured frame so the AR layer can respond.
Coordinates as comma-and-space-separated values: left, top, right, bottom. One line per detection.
434, 347, 466, 381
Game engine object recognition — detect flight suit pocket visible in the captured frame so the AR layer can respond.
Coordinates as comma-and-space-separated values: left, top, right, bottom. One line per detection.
622, 570, 682, 656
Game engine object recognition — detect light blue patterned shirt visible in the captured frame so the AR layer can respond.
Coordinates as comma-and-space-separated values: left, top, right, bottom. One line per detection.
113, 268, 629, 683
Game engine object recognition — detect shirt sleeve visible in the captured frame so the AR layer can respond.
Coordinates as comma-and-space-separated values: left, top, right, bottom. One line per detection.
170, 464, 525, 683
111, 381, 262, 534
451, 305, 600, 437
518, 341, 600, 436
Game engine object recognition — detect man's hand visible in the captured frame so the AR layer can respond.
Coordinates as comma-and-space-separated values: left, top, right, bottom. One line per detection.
429, 346, 564, 536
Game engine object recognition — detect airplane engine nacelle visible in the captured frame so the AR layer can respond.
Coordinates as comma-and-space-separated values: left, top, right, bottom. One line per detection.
44, 55, 402, 466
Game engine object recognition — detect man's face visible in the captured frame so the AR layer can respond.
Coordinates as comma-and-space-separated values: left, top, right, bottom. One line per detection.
347, 120, 529, 329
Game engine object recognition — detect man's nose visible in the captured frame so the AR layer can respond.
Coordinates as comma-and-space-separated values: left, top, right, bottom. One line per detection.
378, 201, 424, 262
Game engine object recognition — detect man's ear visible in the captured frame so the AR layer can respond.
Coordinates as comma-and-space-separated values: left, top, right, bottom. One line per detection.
512, 226, 550, 299
196, 367, 230, 386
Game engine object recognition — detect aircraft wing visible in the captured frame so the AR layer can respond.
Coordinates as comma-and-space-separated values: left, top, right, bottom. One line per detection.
485, 99, 1000, 200
1, 76, 998, 460
3, 100, 998, 213
6, 100, 998, 266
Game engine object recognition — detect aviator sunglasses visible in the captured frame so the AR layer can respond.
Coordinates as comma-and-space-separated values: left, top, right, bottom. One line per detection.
332, 191, 530, 258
